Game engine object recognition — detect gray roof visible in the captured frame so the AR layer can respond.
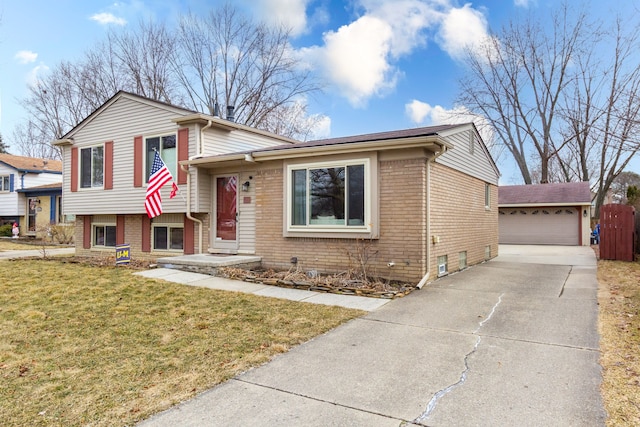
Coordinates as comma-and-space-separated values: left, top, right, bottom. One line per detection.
243, 124, 462, 154
499, 182, 591, 205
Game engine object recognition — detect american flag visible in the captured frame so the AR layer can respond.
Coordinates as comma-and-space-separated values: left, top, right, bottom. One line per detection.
145, 151, 173, 218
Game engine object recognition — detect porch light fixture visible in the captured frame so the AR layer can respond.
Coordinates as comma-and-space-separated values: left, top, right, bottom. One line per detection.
583, 209, 588, 217
242, 181, 250, 192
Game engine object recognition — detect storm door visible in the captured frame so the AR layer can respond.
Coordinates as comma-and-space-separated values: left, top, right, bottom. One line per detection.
213, 175, 238, 251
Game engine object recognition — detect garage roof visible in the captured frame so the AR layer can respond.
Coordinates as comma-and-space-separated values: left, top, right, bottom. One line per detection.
499, 182, 591, 206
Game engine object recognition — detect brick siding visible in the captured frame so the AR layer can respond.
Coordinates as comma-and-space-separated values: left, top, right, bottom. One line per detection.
429, 162, 498, 275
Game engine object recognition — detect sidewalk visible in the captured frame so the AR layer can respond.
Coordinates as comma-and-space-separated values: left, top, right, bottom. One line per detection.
0, 247, 76, 259
134, 268, 391, 312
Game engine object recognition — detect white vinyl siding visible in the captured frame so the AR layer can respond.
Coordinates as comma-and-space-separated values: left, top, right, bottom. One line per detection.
237, 172, 256, 254
201, 127, 294, 156
437, 126, 499, 185
60, 94, 289, 217
61, 96, 190, 216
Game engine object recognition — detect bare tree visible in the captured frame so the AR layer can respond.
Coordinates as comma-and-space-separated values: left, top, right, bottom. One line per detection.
14, 5, 324, 155
11, 121, 61, 159
555, 15, 640, 215
107, 19, 180, 104
172, 4, 322, 139
458, 3, 592, 184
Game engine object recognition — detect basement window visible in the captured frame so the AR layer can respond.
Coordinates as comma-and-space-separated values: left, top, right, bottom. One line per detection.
437, 255, 448, 277
459, 251, 467, 270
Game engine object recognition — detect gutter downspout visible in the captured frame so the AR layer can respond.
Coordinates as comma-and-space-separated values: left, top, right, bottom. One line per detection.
181, 120, 213, 254
417, 159, 431, 289
416, 145, 447, 289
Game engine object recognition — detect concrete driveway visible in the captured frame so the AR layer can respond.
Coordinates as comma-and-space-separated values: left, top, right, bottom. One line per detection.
140, 245, 605, 426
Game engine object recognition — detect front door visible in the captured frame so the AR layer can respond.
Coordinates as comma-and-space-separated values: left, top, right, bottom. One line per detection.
27, 198, 38, 234
213, 175, 238, 252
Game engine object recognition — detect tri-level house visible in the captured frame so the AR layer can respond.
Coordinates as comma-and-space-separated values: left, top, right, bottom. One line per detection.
54, 91, 499, 283
0, 153, 63, 235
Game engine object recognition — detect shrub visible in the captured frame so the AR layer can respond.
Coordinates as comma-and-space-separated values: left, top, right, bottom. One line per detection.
0, 223, 12, 237
50, 223, 75, 244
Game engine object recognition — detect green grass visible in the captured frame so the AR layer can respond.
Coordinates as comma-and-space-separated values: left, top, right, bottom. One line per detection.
0, 259, 364, 426
598, 260, 640, 426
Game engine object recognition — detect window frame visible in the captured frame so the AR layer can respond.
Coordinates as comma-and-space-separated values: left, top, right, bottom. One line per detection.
92, 223, 116, 248
145, 133, 177, 183
152, 223, 184, 251
285, 157, 374, 236
79, 145, 104, 189
437, 255, 448, 277
0, 175, 10, 192
484, 183, 491, 209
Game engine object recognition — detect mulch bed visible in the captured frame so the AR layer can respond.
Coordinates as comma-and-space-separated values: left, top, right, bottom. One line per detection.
218, 266, 417, 299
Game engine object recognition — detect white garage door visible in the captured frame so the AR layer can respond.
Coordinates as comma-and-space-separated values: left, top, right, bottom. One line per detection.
499, 207, 579, 245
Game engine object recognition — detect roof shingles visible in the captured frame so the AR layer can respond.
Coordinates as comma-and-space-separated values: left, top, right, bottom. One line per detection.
0, 154, 62, 173
499, 182, 591, 205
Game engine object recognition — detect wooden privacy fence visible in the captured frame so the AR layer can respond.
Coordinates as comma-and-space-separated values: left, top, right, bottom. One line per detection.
600, 204, 636, 261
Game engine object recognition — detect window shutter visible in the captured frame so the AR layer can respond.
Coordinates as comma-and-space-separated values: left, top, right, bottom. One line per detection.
71, 147, 78, 192
104, 141, 114, 190
184, 215, 195, 255
49, 196, 56, 223
134, 136, 143, 187
116, 215, 125, 245
141, 215, 151, 252
9, 174, 14, 192
177, 128, 189, 185
83, 215, 92, 249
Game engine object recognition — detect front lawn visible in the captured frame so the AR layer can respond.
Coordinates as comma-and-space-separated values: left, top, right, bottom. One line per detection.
598, 259, 640, 426
0, 260, 364, 426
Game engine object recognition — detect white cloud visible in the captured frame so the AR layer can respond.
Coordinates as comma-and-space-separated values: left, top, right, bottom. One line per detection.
299, 0, 489, 106
310, 115, 331, 139
437, 4, 490, 60
27, 64, 50, 87
252, 0, 310, 36
90, 12, 127, 26
302, 15, 398, 107
514, 0, 532, 7
405, 99, 494, 144
14, 50, 38, 64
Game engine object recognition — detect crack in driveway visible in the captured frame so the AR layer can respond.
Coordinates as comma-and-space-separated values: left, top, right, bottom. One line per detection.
413, 293, 504, 425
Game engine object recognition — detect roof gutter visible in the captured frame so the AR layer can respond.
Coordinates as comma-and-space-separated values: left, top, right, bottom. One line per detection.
183, 136, 451, 168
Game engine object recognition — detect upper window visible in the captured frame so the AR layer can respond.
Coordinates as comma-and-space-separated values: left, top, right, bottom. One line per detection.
288, 159, 368, 231
146, 134, 176, 181
80, 146, 104, 189
0, 176, 10, 192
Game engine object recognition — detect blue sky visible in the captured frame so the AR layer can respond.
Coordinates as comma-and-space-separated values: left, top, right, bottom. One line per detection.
0, 0, 638, 184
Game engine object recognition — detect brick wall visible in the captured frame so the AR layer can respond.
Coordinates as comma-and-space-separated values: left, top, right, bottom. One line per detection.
73, 213, 209, 261
255, 158, 430, 282
429, 162, 498, 276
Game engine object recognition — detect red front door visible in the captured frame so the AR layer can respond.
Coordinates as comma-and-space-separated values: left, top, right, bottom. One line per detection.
214, 176, 238, 249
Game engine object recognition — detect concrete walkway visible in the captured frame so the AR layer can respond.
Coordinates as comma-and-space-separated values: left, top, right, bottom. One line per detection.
139, 245, 605, 426
0, 247, 75, 259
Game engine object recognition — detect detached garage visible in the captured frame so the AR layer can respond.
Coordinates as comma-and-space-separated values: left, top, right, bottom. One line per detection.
498, 182, 592, 246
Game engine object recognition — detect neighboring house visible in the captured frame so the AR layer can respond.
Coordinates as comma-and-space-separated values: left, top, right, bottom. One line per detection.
498, 182, 592, 246
0, 153, 63, 235
54, 91, 499, 283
